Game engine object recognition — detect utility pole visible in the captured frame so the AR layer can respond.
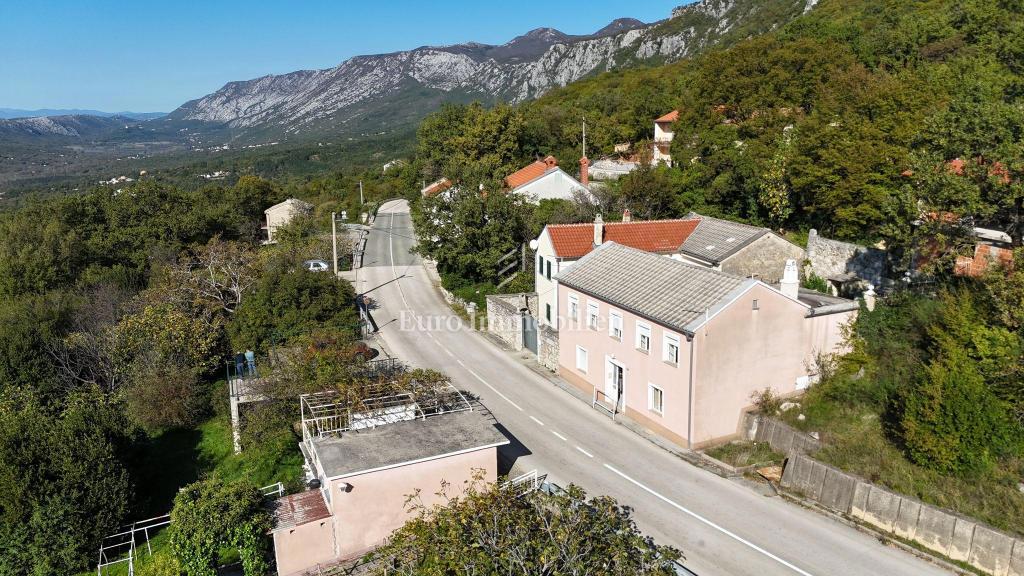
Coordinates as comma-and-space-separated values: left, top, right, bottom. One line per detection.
359, 180, 364, 206
331, 211, 339, 276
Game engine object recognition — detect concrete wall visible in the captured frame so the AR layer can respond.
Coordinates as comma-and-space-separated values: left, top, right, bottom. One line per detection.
273, 516, 337, 576
329, 446, 498, 560
805, 229, 886, 291
720, 233, 805, 284
749, 414, 821, 456
782, 453, 1024, 576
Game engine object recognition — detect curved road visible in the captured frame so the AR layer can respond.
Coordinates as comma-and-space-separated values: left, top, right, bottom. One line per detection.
354, 199, 949, 576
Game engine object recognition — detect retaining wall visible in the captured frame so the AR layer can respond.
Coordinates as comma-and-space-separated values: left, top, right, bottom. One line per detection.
748, 414, 822, 456
485, 293, 538, 352
538, 325, 559, 372
781, 453, 1024, 576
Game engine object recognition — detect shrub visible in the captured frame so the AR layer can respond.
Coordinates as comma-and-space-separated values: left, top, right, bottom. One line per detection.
751, 387, 783, 415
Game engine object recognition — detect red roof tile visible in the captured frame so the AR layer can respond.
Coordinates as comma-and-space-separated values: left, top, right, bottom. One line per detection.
271, 490, 331, 531
655, 110, 680, 123
547, 218, 700, 259
505, 156, 558, 189
421, 177, 453, 198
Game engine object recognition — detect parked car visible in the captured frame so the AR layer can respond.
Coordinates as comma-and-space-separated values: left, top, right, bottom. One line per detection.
304, 259, 329, 272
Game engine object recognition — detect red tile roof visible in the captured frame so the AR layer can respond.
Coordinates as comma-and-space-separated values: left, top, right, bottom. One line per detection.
421, 177, 453, 198
655, 110, 680, 123
955, 244, 1014, 277
505, 156, 558, 189
547, 218, 700, 259
271, 490, 332, 531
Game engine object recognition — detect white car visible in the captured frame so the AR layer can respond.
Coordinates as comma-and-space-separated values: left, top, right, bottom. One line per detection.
304, 259, 330, 272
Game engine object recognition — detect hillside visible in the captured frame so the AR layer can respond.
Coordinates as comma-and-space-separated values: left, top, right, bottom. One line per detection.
161, 0, 816, 145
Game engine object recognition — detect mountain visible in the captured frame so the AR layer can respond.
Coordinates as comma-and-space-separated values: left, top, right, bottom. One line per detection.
0, 108, 166, 120
0, 114, 138, 141
164, 0, 816, 144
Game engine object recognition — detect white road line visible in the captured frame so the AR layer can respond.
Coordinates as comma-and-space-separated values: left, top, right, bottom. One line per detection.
530, 416, 545, 426
465, 367, 524, 412
456, 359, 466, 367
575, 446, 594, 458
439, 345, 455, 358
603, 464, 815, 576
550, 430, 567, 441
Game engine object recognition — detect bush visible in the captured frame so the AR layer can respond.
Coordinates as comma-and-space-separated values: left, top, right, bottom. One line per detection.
899, 349, 1020, 476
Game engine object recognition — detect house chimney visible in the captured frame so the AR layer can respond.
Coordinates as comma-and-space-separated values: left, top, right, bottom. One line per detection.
594, 214, 604, 246
780, 259, 799, 300
580, 156, 590, 186
622, 208, 632, 223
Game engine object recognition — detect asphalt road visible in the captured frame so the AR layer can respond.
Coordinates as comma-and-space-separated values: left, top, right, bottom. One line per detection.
354, 199, 950, 576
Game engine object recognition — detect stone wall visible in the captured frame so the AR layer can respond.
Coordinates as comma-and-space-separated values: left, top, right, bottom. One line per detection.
538, 324, 559, 372
805, 229, 886, 290
485, 293, 537, 352
781, 454, 1024, 576
720, 233, 805, 284
748, 414, 821, 456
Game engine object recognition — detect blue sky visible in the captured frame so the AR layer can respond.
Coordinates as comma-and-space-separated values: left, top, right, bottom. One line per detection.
0, 1, 683, 112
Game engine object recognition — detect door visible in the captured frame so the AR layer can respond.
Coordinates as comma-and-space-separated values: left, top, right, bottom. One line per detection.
522, 311, 538, 354
604, 357, 625, 412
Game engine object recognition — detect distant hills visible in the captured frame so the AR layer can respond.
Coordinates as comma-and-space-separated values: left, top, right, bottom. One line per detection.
0, 108, 165, 121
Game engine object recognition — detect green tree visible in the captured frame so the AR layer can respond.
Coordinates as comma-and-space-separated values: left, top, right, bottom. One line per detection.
169, 477, 271, 576
373, 478, 681, 575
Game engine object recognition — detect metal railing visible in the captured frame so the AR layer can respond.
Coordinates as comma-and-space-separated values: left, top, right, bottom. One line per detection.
592, 388, 619, 421
97, 514, 171, 576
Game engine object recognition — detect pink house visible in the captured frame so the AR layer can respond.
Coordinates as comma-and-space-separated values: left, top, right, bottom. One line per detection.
271, 389, 508, 575
555, 242, 857, 449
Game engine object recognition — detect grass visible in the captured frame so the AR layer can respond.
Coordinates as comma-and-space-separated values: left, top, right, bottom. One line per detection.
780, 395, 1024, 536
705, 441, 784, 468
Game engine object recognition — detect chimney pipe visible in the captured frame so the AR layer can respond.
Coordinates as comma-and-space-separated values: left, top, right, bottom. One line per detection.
580, 156, 590, 187
622, 208, 632, 223
780, 259, 799, 300
594, 214, 604, 246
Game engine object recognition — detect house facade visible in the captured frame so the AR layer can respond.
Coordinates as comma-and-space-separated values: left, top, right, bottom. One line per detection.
653, 110, 678, 166
556, 243, 856, 448
271, 391, 508, 575
264, 198, 313, 244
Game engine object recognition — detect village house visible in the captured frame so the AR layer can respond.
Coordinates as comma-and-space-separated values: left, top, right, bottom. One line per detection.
263, 198, 313, 244
420, 177, 454, 199
555, 243, 857, 448
504, 155, 589, 203
533, 211, 804, 329
653, 110, 678, 166
270, 385, 508, 575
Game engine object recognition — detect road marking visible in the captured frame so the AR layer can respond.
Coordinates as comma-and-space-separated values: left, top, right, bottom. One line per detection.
550, 430, 567, 441
530, 416, 545, 426
439, 345, 455, 358
575, 446, 594, 458
603, 464, 815, 576
388, 211, 412, 311
465, 367, 524, 412
456, 359, 466, 367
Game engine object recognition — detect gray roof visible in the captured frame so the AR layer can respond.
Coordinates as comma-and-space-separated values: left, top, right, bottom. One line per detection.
556, 242, 754, 335
681, 213, 770, 264
310, 408, 508, 479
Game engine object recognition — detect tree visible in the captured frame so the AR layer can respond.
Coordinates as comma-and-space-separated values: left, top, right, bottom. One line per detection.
169, 477, 271, 576
758, 125, 795, 228
159, 235, 259, 320
372, 477, 682, 576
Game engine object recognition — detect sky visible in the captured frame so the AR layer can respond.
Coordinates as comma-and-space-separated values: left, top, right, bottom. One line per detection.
0, 0, 684, 113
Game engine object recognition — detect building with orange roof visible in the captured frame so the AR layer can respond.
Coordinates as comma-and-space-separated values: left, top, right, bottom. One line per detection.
503, 155, 590, 204
420, 177, 454, 198
653, 110, 679, 166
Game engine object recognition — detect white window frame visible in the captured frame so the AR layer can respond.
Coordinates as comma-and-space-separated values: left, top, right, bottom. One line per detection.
576, 345, 589, 373
587, 301, 600, 330
568, 294, 579, 321
609, 310, 623, 340
663, 333, 680, 365
648, 383, 664, 415
635, 321, 651, 352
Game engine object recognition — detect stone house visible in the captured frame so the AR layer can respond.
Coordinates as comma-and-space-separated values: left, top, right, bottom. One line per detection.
263, 198, 313, 244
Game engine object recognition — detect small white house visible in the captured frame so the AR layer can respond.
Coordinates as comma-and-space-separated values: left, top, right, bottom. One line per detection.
504, 156, 589, 204
653, 110, 678, 166
263, 198, 313, 244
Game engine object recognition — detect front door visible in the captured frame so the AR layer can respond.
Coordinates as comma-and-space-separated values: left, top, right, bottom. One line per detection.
604, 357, 625, 412
522, 311, 538, 354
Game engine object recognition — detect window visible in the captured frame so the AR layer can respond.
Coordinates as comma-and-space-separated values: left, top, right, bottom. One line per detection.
752, 299, 759, 310
568, 294, 579, 321
648, 384, 664, 414
546, 260, 552, 280
609, 310, 623, 340
636, 322, 651, 352
576, 346, 588, 373
537, 254, 543, 275
587, 302, 599, 329
663, 333, 680, 365
545, 303, 551, 323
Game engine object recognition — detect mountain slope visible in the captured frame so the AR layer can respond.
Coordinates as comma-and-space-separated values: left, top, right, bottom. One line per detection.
0, 108, 165, 120
164, 0, 816, 144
